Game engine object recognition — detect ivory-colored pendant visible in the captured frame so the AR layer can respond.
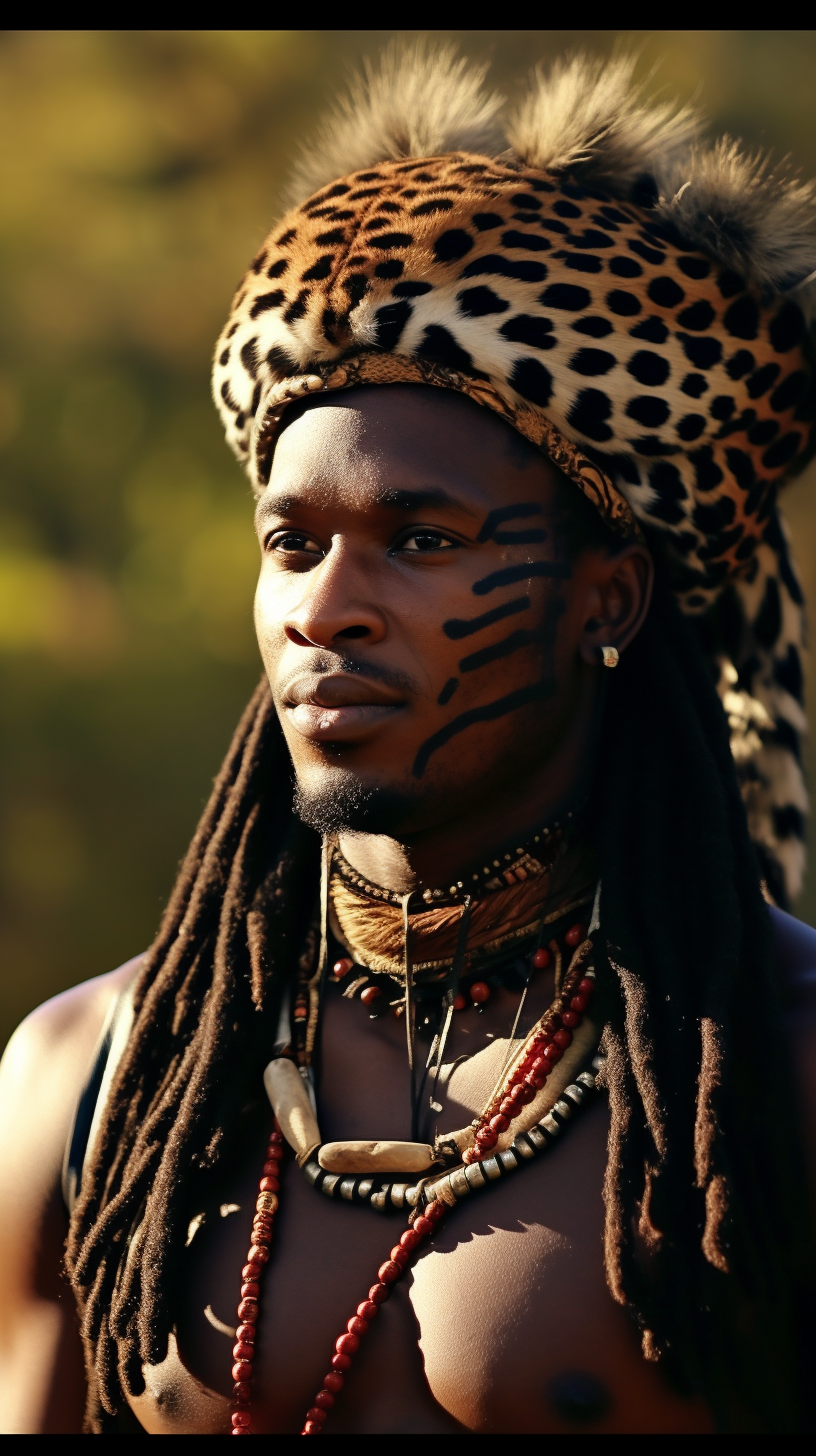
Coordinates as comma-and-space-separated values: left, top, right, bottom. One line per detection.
263, 1058, 321, 1167
318, 1140, 435, 1175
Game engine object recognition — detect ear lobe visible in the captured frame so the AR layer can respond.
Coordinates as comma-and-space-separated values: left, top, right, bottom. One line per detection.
578, 545, 654, 667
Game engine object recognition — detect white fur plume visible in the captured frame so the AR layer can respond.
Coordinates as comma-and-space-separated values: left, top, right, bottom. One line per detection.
285, 43, 505, 206
506, 54, 700, 194
285, 46, 816, 306
655, 139, 816, 304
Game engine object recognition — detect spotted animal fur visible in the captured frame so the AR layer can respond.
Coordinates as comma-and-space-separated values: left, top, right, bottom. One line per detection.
212, 55, 816, 906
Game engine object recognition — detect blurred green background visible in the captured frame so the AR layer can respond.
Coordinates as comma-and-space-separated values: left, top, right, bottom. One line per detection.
2, 29, 816, 1051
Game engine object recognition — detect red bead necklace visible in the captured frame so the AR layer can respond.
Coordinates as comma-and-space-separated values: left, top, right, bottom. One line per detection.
230, 956, 597, 1432
299, 1200, 448, 1435
329, 917, 588, 1022
465, 961, 594, 1164
230, 1125, 448, 1436
232, 882, 600, 1433
229, 1131, 284, 1432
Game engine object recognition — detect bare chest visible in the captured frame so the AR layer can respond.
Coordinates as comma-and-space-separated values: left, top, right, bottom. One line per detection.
127, 985, 712, 1435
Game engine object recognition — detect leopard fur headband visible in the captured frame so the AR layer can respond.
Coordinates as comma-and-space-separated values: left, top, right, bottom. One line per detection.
213, 51, 816, 906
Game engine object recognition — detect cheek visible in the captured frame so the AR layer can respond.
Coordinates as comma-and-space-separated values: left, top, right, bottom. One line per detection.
253, 568, 284, 660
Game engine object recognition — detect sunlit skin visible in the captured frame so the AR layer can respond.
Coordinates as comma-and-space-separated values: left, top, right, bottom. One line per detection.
2, 385, 816, 1435
255, 384, 652, 891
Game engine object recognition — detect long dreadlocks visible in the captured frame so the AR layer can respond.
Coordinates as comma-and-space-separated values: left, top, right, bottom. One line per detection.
65, 562, 813, 1433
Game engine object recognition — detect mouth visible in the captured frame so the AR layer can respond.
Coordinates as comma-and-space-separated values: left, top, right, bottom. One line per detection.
283, 674, 406, 743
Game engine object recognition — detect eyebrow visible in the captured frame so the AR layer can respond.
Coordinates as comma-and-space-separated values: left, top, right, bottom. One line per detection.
256, 487, 478, 521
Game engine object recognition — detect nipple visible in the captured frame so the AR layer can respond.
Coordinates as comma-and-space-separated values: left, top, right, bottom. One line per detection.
546, 1370, 610, 1424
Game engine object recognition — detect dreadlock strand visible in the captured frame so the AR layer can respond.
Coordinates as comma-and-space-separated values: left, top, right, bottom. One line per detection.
134, 680, 271, 981
69, 683, 278, 1266
133, 789, 280, 1367
695, 1016, 730, 1272
248, 862, 287, 1008
596, 1024, 646, 1306
66, 562, 814, 1430
610, 957, 667, 1162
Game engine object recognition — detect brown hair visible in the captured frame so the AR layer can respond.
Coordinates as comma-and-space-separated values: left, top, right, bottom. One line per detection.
66, 587, 813, 1433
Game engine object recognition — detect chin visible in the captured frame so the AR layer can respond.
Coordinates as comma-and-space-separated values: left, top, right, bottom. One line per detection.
292, 767, 422, 837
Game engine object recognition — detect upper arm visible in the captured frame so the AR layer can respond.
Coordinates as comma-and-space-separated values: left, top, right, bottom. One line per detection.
0, 958, 141, 1433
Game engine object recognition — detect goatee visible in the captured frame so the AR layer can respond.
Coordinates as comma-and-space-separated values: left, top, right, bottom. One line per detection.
293, 769, 419, 837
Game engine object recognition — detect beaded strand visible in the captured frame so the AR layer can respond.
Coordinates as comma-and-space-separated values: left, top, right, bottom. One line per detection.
300, 1199, 448, 1435
232, 1056, 603, 1433
230, 1125, 284, 1435
465, 937, 593, 1164
331, 814, 575, 909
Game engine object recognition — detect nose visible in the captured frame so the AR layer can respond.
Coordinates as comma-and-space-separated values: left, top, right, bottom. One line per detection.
284, 541, 387, 649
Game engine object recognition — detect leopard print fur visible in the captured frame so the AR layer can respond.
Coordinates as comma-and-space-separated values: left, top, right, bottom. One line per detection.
211, 91, 815, 905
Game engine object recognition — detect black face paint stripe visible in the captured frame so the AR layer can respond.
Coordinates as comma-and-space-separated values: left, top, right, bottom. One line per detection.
477, 503, 543, 542
415, 597, 566, 778
459, 629, 537, 674
437, 677, 459, 705
443, 596, 530, 640
473, 561, 571, 595
413, 682, 554, 778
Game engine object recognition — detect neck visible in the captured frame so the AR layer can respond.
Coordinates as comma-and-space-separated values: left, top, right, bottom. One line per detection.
339, 670, 600, 894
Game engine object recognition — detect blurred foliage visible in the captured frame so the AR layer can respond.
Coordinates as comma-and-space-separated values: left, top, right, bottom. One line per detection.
2, 29, 816, 1050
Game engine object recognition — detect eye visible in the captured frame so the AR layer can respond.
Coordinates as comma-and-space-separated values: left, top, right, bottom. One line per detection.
396, 529, 459, 554
265, 530, 324, 559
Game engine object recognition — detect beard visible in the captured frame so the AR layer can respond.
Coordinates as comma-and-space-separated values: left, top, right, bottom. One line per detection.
292, 766, 422, 837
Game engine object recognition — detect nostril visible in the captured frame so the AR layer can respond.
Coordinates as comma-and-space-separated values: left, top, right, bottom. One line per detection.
285, 626, 313, 646
337, 625, 369, 640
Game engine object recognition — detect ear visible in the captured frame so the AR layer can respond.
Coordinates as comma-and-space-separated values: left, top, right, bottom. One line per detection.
578, 544, 654, 667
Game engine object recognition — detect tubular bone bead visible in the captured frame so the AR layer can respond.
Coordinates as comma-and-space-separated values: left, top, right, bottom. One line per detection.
263, 1058, 321, 1166
450, 1167, 471, 1199
318, 1139, 435, 1174
256, 1192, 279, 1214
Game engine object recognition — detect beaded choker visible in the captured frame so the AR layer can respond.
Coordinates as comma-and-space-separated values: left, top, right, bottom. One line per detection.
230, 909, 603, 1435
332, 810, 576, 909
269, 908, 598, 1188
225, 834, 604, 1435
330, 852, 588, 978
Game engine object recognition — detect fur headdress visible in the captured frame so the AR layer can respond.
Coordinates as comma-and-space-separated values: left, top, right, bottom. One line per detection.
213, 49, 816, 907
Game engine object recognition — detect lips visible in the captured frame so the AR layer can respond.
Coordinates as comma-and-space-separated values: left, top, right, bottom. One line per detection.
283, 674, 405, 743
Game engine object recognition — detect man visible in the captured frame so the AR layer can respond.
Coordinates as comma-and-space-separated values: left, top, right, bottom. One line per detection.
1, 52, 815, 1434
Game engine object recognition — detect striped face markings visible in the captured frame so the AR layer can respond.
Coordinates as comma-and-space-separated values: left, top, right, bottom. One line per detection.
472, 560, 571, 595
415, 502, 572, 776
476, 503, 550, 546
442, 595, 530, 640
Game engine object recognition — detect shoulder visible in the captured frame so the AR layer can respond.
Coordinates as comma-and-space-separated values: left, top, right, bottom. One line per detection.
0, 955, 143, 1240
0, 955, 143, 1136
0, 956, 144, 1431
768, 904, 816, 1011
768, 907, 816, 1195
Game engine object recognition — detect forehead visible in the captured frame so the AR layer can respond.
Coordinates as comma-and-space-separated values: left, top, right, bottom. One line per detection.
268, 385, 561, 511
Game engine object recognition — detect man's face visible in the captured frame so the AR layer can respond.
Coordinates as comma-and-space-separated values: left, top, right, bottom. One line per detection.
254, 385, 606, 839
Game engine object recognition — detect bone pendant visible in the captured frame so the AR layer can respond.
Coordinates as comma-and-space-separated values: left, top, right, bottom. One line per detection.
318, 1140, 435, 1175
263, 1058, 321, 1167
